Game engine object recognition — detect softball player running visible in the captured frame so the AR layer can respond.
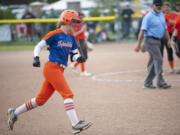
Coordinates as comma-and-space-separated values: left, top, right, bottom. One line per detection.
7, 10, 92, 134
71, 12, 91, 76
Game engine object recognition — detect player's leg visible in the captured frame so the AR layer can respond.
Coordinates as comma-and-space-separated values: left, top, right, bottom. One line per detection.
165, 39, 174, 73
46, 65, 79, 126
44, 61, 92, 133
167, 47, 174, 73
53, 72, 92, 133
80, 62, 85, 72
79, 39, 91, 76
74, 62, 79, 68
8, 79, 55, 130
71, 62, 79, 73
175, 39, 180, 74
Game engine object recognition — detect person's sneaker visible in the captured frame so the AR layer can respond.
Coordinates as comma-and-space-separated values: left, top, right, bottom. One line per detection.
143, 84, 156, 89
176, 70, 180, 74
169, 68, 175, 73
80, 71, 91, 76
157, 83, 171, 89
7, 108, 17, 130
72, 120, 93, 134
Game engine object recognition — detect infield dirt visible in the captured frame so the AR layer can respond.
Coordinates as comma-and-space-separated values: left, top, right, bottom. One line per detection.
0, 42, 180, 135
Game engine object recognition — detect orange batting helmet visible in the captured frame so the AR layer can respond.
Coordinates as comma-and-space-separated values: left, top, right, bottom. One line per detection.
60, 10, 81, 25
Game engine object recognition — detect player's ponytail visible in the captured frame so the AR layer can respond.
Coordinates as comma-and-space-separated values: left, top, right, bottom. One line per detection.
56, 22, 65, 28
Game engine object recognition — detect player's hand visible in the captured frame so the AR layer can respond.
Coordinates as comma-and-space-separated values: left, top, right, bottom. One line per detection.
33, 56, 40, 67
77, 56, 86, 63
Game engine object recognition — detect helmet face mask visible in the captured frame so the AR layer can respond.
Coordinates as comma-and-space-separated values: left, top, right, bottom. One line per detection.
70, 18, 81, 28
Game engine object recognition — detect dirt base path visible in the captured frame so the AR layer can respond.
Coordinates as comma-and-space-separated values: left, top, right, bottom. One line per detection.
0, 42, 180, 135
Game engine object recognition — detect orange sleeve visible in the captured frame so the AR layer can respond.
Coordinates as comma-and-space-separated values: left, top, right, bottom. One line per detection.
43, 29, 64, 40
43, 30, 57, 40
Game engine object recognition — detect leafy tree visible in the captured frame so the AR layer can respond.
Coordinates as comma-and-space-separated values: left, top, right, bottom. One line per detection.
90, 8, 101, 17
0, 9, 16, 19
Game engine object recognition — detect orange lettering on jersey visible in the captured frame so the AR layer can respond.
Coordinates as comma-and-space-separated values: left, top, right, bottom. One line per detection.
57, 41, 72, 47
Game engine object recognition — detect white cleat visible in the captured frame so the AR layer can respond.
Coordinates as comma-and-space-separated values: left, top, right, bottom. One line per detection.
7, 108, 17, 130
80, 71, 91, 77
169, 68, 175, 73
72, 120, 93, 134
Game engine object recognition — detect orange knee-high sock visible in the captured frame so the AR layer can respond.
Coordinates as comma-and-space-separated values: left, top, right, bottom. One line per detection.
74, 62, 79, 67
168, 60, 174, 69
80, 62, 85, 72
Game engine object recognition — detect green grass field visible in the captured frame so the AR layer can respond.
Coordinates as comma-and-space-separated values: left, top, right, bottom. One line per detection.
0, 39, 137, 51
0, 41, 38, 51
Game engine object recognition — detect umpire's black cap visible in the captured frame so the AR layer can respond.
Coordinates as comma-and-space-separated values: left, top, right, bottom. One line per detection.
153, 0, 163, 6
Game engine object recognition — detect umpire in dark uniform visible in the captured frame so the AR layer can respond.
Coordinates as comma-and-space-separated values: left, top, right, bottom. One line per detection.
134, 0, 171, 89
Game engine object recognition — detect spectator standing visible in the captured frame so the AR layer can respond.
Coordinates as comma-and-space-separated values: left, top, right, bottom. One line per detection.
86, 14, 97, 43
47, 9, 58, 31
39, 11, 48, 37
22, 9, 36, 41
121, 3, 134, 39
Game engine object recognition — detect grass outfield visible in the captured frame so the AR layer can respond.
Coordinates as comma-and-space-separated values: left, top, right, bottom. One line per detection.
0, 39, 137, 51
0, 41, 38, 51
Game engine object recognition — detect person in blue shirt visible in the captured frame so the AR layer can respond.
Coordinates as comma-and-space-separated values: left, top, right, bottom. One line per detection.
7, 10, 92, 134
135, 0, 171, 89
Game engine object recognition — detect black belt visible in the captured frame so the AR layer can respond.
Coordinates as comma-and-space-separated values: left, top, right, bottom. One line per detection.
147, 36, 160, 41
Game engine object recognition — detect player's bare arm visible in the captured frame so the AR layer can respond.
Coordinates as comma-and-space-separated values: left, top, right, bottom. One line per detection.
164, 30, 171, 47
73, 24, 86, 37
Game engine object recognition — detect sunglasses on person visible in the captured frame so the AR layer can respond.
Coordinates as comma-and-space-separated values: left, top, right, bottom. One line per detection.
155, 4, 162, 7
